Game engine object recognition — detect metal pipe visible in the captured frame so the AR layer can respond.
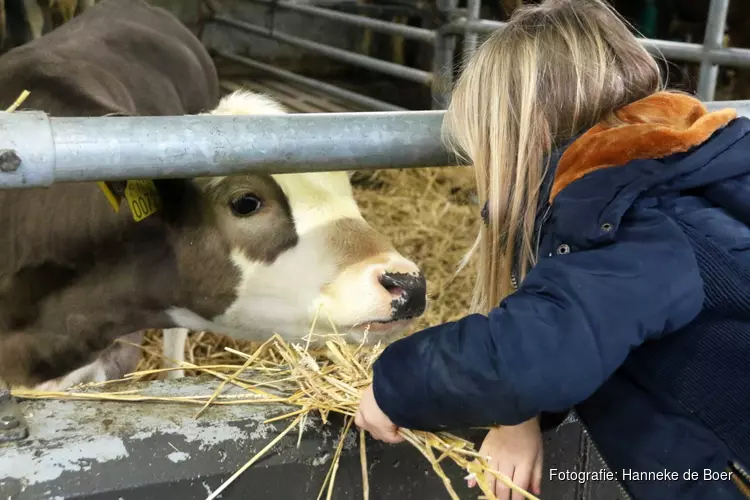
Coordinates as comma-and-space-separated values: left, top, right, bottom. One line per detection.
212, 50, 406, 112
462, 0, 482, 60
0, 109, 454, 189
212, 15, 433, 86
2, 100, 749, 189
244, 0, 436, 43
697, 0, 730, 100
431, 0, 459, 110
449, 18, 750, 69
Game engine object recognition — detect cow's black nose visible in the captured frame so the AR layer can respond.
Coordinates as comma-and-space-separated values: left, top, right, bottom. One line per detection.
379, 272, 427, 321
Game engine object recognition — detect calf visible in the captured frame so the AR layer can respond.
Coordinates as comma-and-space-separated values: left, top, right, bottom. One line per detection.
0, 1, 426, 390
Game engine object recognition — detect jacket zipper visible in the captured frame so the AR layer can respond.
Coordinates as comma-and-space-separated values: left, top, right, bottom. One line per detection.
535, 204, 552, 258
571, 409, 633, 500
729, 460, 750, 498
511, 204, 552, 291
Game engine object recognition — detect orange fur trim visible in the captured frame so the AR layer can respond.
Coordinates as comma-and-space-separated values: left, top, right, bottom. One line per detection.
550, 92, 738, 202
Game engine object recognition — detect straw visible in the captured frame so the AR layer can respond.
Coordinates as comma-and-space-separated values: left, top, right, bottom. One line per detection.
12, 311, 539, 500
4, 90, 30, 112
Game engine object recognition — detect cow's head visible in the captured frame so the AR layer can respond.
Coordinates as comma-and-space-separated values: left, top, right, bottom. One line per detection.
164, 91, 426, 344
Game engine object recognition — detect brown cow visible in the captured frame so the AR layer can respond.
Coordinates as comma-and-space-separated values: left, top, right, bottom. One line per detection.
0, 0, 427, 390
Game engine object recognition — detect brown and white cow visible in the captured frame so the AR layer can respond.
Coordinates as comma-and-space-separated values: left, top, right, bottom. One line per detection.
0, 0, 427, 390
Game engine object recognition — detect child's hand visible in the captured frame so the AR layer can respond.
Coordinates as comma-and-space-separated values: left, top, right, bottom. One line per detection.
355, 384, 404, 444
469, 417, 543, 500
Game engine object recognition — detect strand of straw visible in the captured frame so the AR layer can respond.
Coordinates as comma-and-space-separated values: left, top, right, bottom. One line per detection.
5, 90, 30, 112
204, 414, 303, 500
360, 429, 369, 500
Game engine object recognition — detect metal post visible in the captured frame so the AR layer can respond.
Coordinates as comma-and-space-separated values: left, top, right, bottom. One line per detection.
212, 15, 433, 86
697, 0, 731, 101
463, 0, 482, 60
431, 0, 460, 110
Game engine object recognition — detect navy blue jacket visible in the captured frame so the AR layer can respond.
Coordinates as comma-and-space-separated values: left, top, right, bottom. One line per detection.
372, 93, 750, 499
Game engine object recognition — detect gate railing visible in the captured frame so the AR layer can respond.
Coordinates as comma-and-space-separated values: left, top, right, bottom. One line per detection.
0, 100, 748, 189
206, 0, 750, 107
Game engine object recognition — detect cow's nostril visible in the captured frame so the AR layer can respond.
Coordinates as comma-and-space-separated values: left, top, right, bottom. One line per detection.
379, 274, 406, 297
379, 272, 427, 321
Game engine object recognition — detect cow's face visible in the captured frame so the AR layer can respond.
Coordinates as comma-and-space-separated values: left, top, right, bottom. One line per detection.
187, 171, 425, 343
166, 91, 426, 344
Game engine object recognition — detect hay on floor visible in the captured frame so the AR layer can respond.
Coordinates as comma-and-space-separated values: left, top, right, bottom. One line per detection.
136, 166, 480, 373
16, 318, 538, 500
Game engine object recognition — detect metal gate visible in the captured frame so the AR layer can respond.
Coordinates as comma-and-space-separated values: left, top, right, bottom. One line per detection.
201, 0, 750, 110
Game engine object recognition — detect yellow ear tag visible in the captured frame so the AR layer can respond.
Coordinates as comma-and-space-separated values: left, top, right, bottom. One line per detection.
124, 180, 161, 222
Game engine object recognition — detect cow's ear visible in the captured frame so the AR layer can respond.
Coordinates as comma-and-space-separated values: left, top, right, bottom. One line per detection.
153, 178, 191, 201
153, 178, 201, 222
346, 171, 355, 179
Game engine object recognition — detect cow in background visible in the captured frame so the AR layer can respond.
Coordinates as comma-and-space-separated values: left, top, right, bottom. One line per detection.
0, 0, 427, 390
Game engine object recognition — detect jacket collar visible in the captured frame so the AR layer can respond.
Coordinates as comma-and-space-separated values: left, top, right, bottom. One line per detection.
551, 91, 737, 202
549, 92, 743, 251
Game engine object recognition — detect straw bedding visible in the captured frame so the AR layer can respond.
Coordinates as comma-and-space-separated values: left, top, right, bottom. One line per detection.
16, 315, 539, 500
134, 165, 482, 374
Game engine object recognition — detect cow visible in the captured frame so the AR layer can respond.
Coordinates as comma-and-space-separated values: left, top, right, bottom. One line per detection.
0, 0, 427, 390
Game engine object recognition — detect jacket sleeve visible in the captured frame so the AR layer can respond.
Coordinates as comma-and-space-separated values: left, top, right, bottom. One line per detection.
371, 209, 705, 431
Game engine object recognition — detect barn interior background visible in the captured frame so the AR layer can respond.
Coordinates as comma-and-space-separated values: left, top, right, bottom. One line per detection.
1, 1, 749, 499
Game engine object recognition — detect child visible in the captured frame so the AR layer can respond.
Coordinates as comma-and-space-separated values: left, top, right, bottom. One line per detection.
354, 1, 750, 499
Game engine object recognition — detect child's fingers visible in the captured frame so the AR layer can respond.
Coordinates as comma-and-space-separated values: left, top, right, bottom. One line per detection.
531, 451, 544, 495
492, 463, 515, 500
511, 464, 532, 500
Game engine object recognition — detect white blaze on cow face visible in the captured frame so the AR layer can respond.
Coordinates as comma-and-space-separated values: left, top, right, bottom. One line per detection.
169, 91, 427, 344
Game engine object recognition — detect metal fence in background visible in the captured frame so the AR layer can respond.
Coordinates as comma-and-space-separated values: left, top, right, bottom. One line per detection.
205, 0, 750, 107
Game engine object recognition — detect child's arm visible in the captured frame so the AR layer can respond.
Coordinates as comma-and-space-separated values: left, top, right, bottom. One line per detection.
369, 209, 705, 431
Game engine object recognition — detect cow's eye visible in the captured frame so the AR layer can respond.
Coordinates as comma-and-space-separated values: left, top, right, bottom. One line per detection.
229, 194, 262, 217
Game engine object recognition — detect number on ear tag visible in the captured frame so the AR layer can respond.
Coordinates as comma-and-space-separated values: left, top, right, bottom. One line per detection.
124, 180, 161, 222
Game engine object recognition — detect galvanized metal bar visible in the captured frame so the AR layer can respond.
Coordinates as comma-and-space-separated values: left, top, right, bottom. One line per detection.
244, 0, 436, 43
212, 49, 407, 112
449, 18, 750, 69
212, 15, 433, 86
0, 101, 747, 189
697, 0, 730, 100
0, 109, 453, 189
462, 0, 482, 60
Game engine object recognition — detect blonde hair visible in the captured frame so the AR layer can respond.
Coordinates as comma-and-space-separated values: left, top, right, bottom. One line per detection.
444, 0, 662, 314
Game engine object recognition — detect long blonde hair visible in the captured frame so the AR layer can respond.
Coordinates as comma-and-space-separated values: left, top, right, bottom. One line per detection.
444, 0, 662, 314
